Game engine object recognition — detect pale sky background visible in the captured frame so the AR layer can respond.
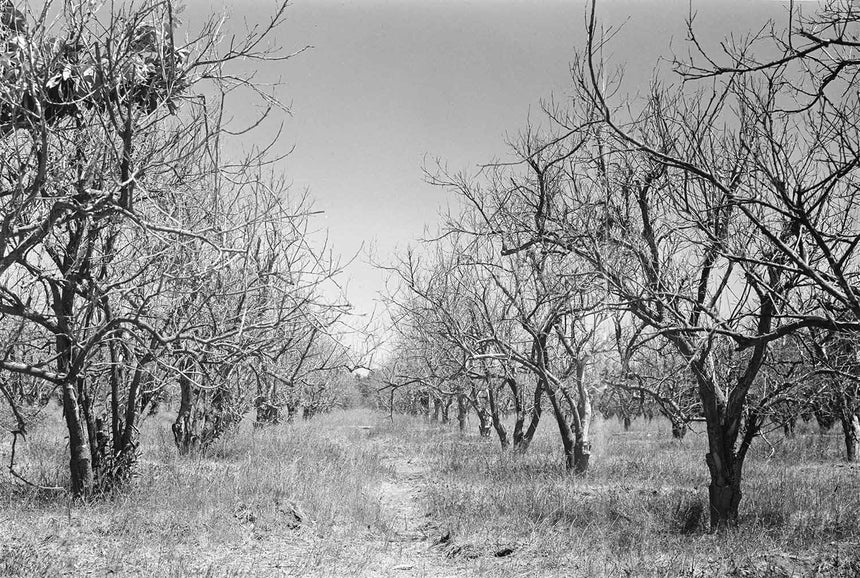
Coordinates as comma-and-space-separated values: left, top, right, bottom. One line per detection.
180, 0, 793, 356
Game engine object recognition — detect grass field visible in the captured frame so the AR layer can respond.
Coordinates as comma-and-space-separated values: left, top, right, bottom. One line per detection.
0, 406, 858, 577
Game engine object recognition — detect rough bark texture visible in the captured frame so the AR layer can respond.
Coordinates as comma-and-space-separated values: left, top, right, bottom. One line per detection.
172, 366, 196, 454
488, 385, 509, 449
457, 395, 467, 433
545, 377, 576, 471
513, 383, 542, 453
62, 376, 94, 496
841, 411, 860, 462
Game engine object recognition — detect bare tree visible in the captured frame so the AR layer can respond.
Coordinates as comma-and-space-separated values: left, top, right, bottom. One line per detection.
573, 0, 860, 526
0, 0, 310, 495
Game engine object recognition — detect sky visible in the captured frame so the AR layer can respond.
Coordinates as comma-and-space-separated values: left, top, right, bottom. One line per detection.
180, 0, 793, 355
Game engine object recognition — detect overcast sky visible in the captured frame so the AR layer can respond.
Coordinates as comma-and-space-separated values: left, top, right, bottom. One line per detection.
181, 0, 792, 353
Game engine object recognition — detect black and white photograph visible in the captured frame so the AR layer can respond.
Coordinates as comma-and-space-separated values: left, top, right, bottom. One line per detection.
0, 0, 858, 576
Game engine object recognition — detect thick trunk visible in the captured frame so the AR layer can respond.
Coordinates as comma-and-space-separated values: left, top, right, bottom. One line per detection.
172, 361, 196, 454
622, 415, 632, 431
573, 438, 590, 474
514, 384, 542, 453
432, 397, 441, 422
544, 379, 577, 471
566, 364, 592, 475
62, 376, 94, 496
488, 386, 509, 449
441, 397, 451, 424
54, 291, 93, 497
119, 360, 146, 459
457, 395, 467, 433
840, 411, 860, 461
708, 477, 742, 528
691, 353, 760, 531
573, 386, 592, 476
704, 431, 745, 529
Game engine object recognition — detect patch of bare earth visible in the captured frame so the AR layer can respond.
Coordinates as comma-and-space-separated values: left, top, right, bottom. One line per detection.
360, 451, 470, 577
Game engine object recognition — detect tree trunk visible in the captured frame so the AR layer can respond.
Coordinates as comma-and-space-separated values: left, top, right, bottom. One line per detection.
457, 394, 467, 433
566, 363, 592, 475
840, 411, 860, 461
544, 378, 577, 471
488, 385, 509, 449
815, 409, 834, 433
54, 291, 94, 497
707, 473, 742, 528
782, 417, 796, 439
573, 437, 590, 474
513, 382, 542, 453
690, 352, 761, 531
672, 421, 687, 440
573, 388, 592, 475
62, 376, 94, 496
172, 360, 196, 454
432, 397, 441, 422
441, 397, 451, 424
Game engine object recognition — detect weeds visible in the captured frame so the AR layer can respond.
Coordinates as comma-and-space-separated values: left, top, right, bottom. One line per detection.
0, 409, 857, 576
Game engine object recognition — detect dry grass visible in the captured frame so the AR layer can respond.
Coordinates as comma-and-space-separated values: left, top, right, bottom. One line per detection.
407, 416, 860, 576
0, 407, 858, 577
0, 406, 394, 576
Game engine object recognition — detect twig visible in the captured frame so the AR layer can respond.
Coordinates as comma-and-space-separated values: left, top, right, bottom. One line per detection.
760, 432, 776, 460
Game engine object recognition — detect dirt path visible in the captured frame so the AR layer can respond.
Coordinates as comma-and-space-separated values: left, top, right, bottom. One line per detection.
358, 440, 476, 578
376, 455, 431, 544
366, 453, 441, 576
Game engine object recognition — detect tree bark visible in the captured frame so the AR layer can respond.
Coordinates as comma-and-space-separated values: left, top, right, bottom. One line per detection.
840, 410, 860, 461
457, 394, 468, 433
513, 381, 542, 452
672, 421, 687, 439
782, 417, 796, 439
172, 358, 196, 454
62, 375, 94, 496
689, 350, 762, 530
54, 290, 94, 497
544, 377, 577, 471
488, 385, 509, 448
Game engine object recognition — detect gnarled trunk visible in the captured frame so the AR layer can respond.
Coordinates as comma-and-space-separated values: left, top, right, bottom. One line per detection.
513, 380, 542, 453
688, 349, 762, 531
